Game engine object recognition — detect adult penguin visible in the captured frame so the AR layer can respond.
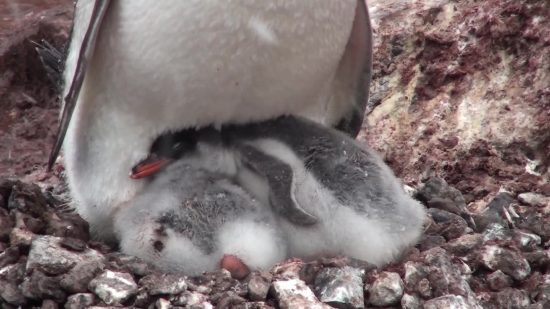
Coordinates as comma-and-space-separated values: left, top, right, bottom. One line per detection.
45, 0, 373, 243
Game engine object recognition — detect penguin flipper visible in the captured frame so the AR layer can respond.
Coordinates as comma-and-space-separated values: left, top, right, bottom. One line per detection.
47, 0, 112, 171
237, 143, 318, 226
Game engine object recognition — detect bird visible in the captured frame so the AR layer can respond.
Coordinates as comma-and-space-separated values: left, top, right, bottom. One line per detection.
127, 115, 427, 267
114, 130, 287, 279
39, 0, 373, 244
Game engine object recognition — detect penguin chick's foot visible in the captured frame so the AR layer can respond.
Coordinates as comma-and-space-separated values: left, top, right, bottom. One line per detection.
221, 254, 251, 280
130, 155, 175, 179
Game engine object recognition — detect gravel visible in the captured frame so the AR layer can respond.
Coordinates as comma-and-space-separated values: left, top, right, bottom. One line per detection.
1, 177, 550, 308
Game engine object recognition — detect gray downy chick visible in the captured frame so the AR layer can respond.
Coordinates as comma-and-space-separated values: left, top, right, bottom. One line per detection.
114, 130, 287, 279
130, 116, 426, 268
222, 116, 427, 267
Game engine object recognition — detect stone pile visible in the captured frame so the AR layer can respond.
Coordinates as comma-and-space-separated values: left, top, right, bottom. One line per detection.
1, 177, 550, 308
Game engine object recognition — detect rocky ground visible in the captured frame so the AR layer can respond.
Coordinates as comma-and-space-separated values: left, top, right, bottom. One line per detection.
1, 0, 550, 308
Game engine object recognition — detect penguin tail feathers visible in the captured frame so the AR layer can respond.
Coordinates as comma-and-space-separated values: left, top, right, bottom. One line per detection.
33, 39, 63, 93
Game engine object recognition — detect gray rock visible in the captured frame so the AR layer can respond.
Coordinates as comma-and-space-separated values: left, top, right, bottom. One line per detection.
10, 227, 33, 248
0, 246, 20, 269
424, 295, 474, 309
59, 254, 106, 293
170, 292, 188, 306
417, 235, 447, 251
248, 270, 272, 301
366, 271, 403, 307
64, 293, 96, 309
41, 299, 59, 309
524, 250, 550, 269
471, 193, 514, 232
88, 270, 138, 305
401, 293, 422, 309
528, 300, 550, 309
0, 279, 26, 305
14, 210, 45, 233
139, 273, 187, 295
313, 266, 364, 309
486, 270, 513, 291
478, 245, 531, 280
512, 230, 542, 251
518, 192, 549, 207
403, 248, 480, 307
272, 279, 332, 309
19, 269, 66, 303
187, 275, 214, 295
182, 291, 213, 309
482, 223, 514, 242
442, 233, 483, 258
0, 261, 25, 283
271, 259, 303, 281
108, 253, 150, 276
416, 177, 468, 215
27, 235, 105, 278
155, 298, 172, 309
59, 237, 87, 252
215, 291, 247, 309
427, 208, 468, 240
531, 274, 550, 302
480, 288, 530, 309
0, 208, 15, 242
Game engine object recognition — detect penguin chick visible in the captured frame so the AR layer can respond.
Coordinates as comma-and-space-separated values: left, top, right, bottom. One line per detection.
221, 116, 427, 267
114, 138, 287, 279
129, 127, 320, 226
127, 115, 427, 267
42, 0, 373, 243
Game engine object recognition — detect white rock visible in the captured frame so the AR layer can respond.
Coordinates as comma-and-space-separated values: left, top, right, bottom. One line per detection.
272, 279, 332, 309
88, 270, 138, 305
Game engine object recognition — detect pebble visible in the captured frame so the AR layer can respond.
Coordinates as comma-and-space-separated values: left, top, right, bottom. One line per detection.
314, 266, 364, 309
272, 279, 332, 309
485, 270, 513, 291
401, 293, 423, 309
404, 248, 480, 307
42, 299, 59, 309
418, 235, 447, 251
478, 245, 531, 280
532, 274, 550, 302
480, 288, 530, 309
139, 273, 188, 295
64, 293, 96, 309
472, 193, 514, 232
183, 291, 213, 309
155, 298, 171, 309
248, 270, 272, 301
9, 227, 33, 248
0, 246, 19, 268
424, 295, 476, 309
0, 278, 26, 305
518, 192, 550, 208
19, 269, 67, 303
366, 271, 403, 307
0, 208, 15, 242
88, 270, 138, 305
416, 177, 468, 215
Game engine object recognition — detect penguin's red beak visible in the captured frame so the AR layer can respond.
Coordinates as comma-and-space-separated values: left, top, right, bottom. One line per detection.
221, 254, 250, 280
129, 158, 175, 179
